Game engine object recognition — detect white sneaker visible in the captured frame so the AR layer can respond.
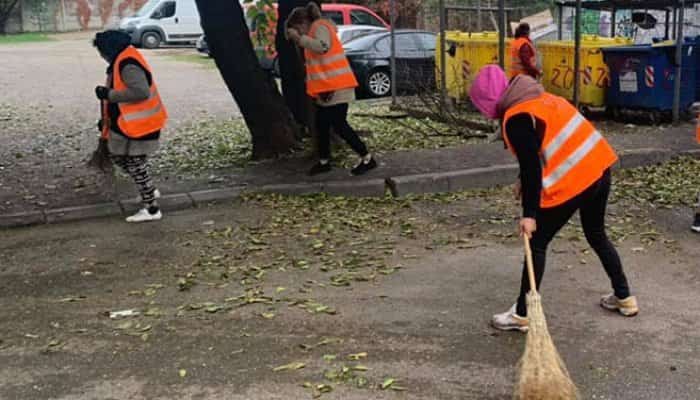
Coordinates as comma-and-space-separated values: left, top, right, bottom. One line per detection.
491, 304, 529, 332
126, 208, 162, 223
154, 189, 161, 199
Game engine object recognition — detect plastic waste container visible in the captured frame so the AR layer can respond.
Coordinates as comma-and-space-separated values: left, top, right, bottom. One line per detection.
436, 32, 511, 103
539, 35, 631, 107
602, 42, 696, 116
436, 31, 468, 102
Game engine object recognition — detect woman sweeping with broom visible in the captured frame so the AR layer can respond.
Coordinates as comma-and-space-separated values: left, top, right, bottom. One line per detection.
468, 65, 638, 333
91, 30, 167, 223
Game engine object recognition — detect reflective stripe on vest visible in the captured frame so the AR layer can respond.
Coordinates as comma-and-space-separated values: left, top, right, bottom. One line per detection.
542, 130, 603, 189
112, 46, 168, 138
503, 92, 618, 208
510, 37, 534, 78
304, 19, 359, 96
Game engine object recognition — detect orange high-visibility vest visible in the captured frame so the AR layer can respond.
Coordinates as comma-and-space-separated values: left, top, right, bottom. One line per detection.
696, 115, 700, 143
503, 93, 618, 208
112, 46, 167, 138
304, 19, 359, 97
510, 37, 536, 79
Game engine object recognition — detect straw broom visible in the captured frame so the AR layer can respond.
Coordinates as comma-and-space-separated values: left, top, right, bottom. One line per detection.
87, 100, 113, 172
514, 236, 579, 400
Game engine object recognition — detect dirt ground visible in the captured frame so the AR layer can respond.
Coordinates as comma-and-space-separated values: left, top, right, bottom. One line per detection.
1, 181, 699, 399
0, 36, 237, 214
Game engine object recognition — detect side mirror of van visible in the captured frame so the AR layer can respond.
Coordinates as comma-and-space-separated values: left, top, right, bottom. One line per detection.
151, 10, 163, 19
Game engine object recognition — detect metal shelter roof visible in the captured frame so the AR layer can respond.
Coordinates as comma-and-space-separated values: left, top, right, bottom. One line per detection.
555, 0, 700, 11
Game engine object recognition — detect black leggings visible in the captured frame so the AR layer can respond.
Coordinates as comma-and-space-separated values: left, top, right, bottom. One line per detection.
316, 103, 368, 160
516, 169, 631, 316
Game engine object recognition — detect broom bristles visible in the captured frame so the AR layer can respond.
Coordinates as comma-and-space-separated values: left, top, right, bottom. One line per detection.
514, 292, 579, 400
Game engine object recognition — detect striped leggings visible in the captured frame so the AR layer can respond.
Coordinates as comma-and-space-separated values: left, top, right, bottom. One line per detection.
111, 155, 158, 209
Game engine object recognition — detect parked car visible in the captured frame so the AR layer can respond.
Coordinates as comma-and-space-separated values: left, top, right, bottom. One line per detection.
320, 4, 389, 28
343, 30, 437, 97
119, 0, 202, 49
336, 25, 388, 44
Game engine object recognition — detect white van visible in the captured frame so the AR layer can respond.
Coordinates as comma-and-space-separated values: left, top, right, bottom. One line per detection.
119, 0, 202, 49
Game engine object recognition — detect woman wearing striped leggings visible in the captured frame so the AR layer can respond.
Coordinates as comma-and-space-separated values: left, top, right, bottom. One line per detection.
94, 30, 166, 223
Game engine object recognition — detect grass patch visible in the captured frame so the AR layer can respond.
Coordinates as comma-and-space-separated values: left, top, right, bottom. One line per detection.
0, 33, 52, 45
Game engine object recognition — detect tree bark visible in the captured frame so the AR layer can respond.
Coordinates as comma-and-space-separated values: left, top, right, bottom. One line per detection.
275, 0, 319, 131
0, 0, 21, 33
195, 0, 299, 160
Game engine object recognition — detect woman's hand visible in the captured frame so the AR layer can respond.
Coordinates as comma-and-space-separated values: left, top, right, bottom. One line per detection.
519, 217, 536, 239
287, 28, 301, 43
319, 91, 334, 102
95, 86, 110, 100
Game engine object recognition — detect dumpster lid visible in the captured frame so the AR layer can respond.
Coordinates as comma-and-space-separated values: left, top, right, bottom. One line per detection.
556, 0, 700, 11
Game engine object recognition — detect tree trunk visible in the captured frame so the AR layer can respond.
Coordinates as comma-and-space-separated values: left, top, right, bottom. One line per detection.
0, 0, 21, 33
275, 0, 319, 132
195, 0, 299, 160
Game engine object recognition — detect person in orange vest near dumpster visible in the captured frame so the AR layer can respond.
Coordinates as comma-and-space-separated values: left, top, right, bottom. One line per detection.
93, 30, 168, 223
285, 3, 377, 176
693, 118, 700, 233
469, 65, 638, 332
510, 23, 541, 79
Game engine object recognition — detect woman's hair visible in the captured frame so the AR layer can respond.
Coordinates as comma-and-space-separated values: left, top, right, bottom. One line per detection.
93, 30, 132, 62
514, 23, 531, 38
286, 2, 322, 29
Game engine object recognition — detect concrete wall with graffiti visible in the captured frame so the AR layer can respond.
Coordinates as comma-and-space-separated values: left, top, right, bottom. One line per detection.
6, 0, 148, 33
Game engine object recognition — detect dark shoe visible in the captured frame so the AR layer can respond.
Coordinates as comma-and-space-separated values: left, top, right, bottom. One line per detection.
308, 162, 332, 176
351, 157, 377, 176
692, 214, 700, 233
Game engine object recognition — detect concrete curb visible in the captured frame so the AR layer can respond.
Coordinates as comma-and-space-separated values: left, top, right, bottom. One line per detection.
1, 148, 695, 229
46, 203, 122, 224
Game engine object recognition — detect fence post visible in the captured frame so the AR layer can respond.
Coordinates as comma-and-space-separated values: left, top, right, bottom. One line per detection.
672, 0, 685, 124
498, 0, 505, 68
439, 0, 447, 106
573, 0, 581, 107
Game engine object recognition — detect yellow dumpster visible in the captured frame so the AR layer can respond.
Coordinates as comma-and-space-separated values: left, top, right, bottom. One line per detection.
539, 35, 632, 107
436, 32, 511, 103
436, 31, 468, 102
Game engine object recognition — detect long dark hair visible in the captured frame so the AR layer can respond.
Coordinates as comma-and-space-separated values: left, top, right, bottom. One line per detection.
514, 23, 531, 39
286, 2, 322, 30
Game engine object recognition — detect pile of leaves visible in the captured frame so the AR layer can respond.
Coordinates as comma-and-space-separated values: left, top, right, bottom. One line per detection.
152, 104, 476, 174
613, 157, 700, 208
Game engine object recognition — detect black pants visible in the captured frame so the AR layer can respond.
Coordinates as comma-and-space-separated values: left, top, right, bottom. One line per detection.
516, 169, 631, 316
316, 103, 368, 160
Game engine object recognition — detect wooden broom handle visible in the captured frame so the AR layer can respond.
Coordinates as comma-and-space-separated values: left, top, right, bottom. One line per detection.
523, 235, 538, 295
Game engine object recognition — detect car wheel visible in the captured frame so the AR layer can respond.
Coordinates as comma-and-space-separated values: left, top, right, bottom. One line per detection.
366, 69, 391, 97
141, 32, 162, 49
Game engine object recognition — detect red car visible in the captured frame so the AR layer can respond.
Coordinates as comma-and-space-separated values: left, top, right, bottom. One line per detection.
320, 4, 389, 28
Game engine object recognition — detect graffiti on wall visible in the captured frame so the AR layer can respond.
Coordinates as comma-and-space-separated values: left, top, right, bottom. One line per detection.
72, 0, 147, 29
33, 0, 148, 31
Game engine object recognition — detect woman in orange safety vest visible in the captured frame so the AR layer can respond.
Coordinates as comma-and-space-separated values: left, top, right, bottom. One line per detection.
286, 3, 377, 176
93, 30, 168, 223
510, 23, 541, 79
469, 65, 638, 332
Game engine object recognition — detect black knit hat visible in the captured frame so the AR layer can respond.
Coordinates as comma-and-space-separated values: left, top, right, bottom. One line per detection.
93, 30, 132, 62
